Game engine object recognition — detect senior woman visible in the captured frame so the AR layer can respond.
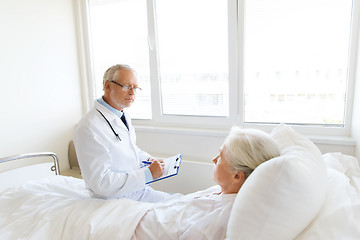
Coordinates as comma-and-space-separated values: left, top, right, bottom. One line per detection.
132, 126, 281, 240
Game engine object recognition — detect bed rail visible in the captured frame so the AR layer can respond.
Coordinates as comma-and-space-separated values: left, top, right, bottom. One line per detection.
0, 152, 60, 175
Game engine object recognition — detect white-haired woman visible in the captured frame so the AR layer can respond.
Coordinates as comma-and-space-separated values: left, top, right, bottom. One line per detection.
132, 126, 280, 240
213, 126, 281, 194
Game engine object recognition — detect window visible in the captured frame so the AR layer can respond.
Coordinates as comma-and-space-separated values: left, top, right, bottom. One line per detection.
243, 0, 353, 126
156, 0, 229, 117
81, 0, 357, 132
88, 0, 230, 119
88, 0, 152, 119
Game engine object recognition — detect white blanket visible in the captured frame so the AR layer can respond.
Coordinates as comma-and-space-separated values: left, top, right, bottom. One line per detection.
0, 176, 230, 240
0, 176, 152, 240
132, 185, 235, 240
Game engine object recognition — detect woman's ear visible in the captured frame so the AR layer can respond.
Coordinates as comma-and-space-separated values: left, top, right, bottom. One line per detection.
232, 171, 246, 193
234, 171, 246, 182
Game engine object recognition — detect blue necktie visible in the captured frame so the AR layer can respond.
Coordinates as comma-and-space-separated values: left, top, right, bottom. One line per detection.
121, 113, 129, 130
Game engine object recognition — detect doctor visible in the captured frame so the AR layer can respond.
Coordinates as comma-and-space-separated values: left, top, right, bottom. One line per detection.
74, 64, 180, 202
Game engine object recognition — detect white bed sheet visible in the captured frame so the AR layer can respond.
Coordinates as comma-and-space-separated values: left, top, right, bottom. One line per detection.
0, 176, 152, 240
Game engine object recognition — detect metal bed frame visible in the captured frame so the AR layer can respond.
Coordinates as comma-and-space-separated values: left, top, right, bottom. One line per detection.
0, 152, 60, 175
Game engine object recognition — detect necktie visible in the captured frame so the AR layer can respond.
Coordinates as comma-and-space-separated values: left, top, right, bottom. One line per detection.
121, 112, 129, 130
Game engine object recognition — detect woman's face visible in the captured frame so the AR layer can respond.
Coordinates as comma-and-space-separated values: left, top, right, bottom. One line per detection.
212, 147, 235, 192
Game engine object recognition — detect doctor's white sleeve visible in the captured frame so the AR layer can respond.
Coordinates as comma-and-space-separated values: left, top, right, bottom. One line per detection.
135, 145, 152, 161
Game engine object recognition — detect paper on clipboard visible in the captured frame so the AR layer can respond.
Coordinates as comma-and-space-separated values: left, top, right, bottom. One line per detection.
146, 154, 182, 184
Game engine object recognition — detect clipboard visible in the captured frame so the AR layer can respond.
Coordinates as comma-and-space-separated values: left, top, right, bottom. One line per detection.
146, 154, 182, 184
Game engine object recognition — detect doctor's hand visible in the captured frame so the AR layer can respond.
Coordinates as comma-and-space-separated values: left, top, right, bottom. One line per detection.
148, 159, 165, 179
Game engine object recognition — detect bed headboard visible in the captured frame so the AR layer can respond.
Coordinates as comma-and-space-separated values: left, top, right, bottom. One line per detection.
0, 152, 59, 192
68, 141, 79, 169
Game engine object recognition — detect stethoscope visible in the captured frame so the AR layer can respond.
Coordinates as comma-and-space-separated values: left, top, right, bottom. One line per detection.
96, 109, 121, 141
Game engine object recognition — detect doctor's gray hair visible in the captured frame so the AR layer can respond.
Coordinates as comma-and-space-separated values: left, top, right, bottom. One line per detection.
102, 64, 136, 91
222, 127, 280, 179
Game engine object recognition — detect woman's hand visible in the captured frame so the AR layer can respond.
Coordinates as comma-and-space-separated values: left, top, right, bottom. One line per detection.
148, 158, 165, 179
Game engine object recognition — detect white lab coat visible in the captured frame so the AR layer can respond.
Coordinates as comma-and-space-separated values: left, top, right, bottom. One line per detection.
74, 101, 172, 201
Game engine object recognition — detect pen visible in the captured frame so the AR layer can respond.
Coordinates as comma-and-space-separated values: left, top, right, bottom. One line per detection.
142, 160, 152, 165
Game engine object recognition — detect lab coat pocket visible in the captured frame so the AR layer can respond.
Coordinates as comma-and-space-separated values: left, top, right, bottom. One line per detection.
109, 130, 139, 171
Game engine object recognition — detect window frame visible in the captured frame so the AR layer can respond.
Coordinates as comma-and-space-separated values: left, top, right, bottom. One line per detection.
237, 0, 360, 137
76, 0, 360, 137
143, 0, 238, 127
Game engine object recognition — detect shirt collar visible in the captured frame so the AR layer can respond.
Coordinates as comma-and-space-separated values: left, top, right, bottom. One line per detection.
97, 97, 124, 119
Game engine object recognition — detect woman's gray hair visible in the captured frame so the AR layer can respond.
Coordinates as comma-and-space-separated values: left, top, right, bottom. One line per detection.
102, 64, 136, 91
222, 126, 280, 179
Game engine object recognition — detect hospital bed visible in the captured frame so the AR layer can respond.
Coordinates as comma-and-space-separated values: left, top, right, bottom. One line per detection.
0, 124, 359, 239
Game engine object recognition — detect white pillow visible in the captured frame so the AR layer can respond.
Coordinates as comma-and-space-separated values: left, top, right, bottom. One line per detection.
226, 124, 328, 240
296, 153, 360, 239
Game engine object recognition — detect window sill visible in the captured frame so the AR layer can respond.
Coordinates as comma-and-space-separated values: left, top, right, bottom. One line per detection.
135, 125, 356, 147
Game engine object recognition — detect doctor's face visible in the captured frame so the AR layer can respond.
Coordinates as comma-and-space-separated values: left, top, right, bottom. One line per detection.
104, 69, 138, 111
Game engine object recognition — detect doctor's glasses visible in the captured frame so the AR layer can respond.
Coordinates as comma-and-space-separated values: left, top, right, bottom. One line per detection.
110, 81, 142, 93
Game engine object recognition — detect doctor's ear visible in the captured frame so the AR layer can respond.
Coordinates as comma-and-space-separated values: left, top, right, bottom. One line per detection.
104, 80, 112, 91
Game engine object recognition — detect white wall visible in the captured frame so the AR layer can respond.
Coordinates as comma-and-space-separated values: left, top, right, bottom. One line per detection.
0, 0, 83, 171
135, 127, 227, 163
136, 126, 357, 164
